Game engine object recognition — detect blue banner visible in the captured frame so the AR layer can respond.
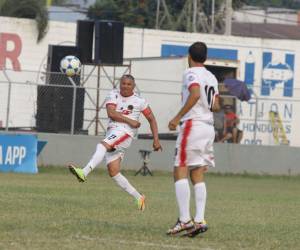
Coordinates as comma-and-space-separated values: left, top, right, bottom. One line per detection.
0, 134, 38, 174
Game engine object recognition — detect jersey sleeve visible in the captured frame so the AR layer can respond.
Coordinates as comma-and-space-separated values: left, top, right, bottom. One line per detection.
140, 98, 151, 116
185, 72, 200, 91
105, 90, 118, 107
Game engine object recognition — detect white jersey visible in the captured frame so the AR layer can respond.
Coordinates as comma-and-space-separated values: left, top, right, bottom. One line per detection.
181, 66, 219, 124
104, 89, 149, 137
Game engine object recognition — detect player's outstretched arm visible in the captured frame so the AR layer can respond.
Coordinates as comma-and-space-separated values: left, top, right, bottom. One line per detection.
168, 85, 200, 130
106, 104, 140, 128
143, 107, 162, 151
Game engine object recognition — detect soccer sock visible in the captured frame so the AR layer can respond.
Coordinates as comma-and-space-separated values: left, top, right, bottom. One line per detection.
194, 182, 207, 223
112, 173, 141, 200
83, 143, 107, 177
175, 178, 191, 223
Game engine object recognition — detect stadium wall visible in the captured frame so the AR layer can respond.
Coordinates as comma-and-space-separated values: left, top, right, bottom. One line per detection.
37, 133, 300, 176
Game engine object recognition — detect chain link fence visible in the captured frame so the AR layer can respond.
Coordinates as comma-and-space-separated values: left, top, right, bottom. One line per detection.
1, 58, 300, 147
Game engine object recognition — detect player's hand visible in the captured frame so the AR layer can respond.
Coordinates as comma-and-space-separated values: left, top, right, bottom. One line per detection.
129, 120, 141, 128
168, 117, 180, 131
153, 139, 162, 151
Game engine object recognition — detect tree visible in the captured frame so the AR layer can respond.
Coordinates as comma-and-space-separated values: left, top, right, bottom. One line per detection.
88, 0, 120, 21
0, 0, 48, 42
87, 0, 300, 33
87, 0, 156, 28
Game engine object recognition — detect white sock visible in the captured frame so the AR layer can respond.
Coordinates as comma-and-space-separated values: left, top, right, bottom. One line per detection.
112, 173, 141, 200
175, 178, 191, 223
83, 143, 107, 177
194, 182, 207, 223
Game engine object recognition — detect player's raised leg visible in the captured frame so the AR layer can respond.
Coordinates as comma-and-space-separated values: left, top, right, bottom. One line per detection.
108, 157, 145, 211
68, 142, 108, 182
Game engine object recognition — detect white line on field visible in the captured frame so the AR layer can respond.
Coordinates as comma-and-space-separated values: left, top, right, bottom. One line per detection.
76, 235, 215, 250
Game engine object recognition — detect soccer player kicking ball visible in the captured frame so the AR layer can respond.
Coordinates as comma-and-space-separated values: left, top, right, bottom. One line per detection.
167, 42, 220, 237
68, 74, 162, 211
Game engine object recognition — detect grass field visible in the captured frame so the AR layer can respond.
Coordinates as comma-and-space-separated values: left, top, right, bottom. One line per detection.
0, 167, 299, 250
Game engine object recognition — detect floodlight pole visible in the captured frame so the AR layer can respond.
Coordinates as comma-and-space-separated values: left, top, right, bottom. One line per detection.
68, 77, 77, 135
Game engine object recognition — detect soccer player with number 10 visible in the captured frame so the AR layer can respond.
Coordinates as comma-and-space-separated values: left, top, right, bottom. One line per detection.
167, 42, 220, 237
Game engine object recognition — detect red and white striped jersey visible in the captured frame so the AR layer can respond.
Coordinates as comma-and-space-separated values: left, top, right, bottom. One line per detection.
181, 66, 219, 124
104, 89, 149, 137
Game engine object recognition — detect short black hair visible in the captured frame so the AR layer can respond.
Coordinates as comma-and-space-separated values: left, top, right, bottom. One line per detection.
188, 42, 207, 63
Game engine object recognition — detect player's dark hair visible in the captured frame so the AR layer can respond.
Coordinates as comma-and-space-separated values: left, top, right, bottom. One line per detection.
121, 74, 135, 83
188, 42, 207, 63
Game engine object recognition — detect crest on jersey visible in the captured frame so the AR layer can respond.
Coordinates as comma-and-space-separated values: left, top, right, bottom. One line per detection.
188, 74, 195, 82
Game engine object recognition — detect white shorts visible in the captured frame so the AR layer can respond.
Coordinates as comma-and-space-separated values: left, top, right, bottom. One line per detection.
102, 129, 133, 165
174, 119, 215, 168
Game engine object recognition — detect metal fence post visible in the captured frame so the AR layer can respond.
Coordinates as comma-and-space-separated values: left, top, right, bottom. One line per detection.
3, 69, 12, 131
252, 91, 259, 143
68, 77, 77, 135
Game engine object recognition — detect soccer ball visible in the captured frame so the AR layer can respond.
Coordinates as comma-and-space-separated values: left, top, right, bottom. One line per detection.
60, 55, 81, 77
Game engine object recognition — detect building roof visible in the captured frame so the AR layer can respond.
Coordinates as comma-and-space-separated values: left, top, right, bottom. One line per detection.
232, 22, 300, 40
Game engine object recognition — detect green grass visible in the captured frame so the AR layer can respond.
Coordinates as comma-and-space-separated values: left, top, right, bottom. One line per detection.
0, 167, 299, 250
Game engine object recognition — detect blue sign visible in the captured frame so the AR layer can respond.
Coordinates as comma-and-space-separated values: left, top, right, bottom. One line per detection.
161, 44, 238, 61
0, 134, 38, 174
261, 52, 294, 97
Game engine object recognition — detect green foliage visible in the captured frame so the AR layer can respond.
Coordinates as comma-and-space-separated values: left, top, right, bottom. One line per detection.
0, 0, 48, 42
88, 0, 156, 28
87, 0, 246, 31
87, 0, 300, 32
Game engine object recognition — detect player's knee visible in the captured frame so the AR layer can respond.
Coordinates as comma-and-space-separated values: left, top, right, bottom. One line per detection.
108, 168, 119, 177
101, 141, 114, 151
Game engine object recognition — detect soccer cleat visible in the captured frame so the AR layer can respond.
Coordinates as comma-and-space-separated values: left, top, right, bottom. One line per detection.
68, 164, 86, 182
166, 219, 194, 236
183, 220, 208, 237
137, 195, 146, 211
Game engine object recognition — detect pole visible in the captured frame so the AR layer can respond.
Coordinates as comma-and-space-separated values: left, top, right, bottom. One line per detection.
211, 0, 215, 33
187, 0, 192, 32
192, 0, 197, 32
68, 77, 77, 135
95, 65, 101, 135
225, 0, 232, 36
253, 97, 258, 143
3, 70, 12, 131
155, 0, 160, 29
